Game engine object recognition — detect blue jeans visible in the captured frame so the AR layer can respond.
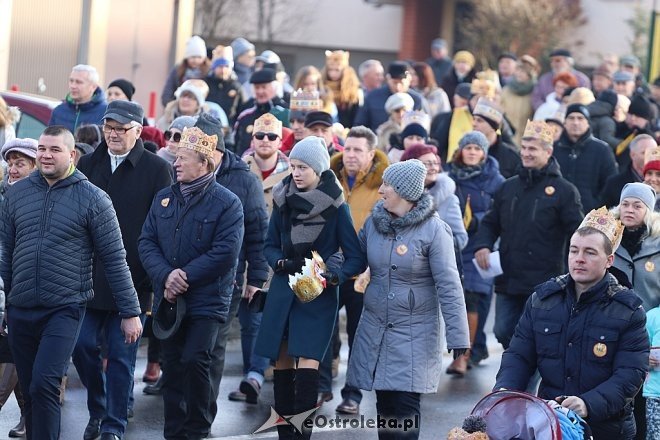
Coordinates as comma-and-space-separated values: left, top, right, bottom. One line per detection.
237, 298, 270, 383
8, 303, 86, 440
494, 293, 529, 350
72, 309, 144, 436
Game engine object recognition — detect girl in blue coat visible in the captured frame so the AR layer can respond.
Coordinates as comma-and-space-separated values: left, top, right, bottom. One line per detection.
254, 137, 365, 439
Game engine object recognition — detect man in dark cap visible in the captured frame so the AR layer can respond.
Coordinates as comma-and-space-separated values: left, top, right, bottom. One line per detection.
304, 111, 342, 156
426, 38, 452, 85
430, 83, 473, 163
354, 61, 428, 131
614, 93, 656, 169
72, 101, 172, 440
531, 49, 591, 111
552, 103, 617, 212
497, 52, 518, 87
232, 68, 289, 156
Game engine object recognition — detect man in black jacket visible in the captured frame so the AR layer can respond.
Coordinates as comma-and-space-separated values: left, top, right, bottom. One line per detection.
72, 101, 172, 440
194, 114, 270, 414
553, 103, 618, 212
600, 134, 654, 208
0, 125, 142, 440
474, 120, 584, 350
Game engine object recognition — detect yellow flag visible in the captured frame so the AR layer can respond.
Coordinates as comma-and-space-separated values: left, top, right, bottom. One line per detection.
447, 107, 473, 162
463, 195, 473, 229
615, 132, 636, 157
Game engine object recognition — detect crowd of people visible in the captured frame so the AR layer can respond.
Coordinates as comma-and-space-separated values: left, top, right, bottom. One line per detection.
0, 33, 659, 440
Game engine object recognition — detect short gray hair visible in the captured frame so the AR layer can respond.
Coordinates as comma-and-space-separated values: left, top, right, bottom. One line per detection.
72, 64, 100, 85
358, 59, 383, 80
630, 134, 657, 152
347, 125, 377, 150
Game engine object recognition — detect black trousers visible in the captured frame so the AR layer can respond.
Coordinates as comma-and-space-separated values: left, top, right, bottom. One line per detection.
375, 390, 421, 440
161, 316, 220, 440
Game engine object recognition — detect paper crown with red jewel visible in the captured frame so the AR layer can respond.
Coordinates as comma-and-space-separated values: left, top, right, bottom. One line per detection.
578, 206, 624, 251
253, 113, 282, 137
178, 127, 217, 159
289, 89, 323, 113
473, 97, 504, 126
402, 110, 431, 131
522, 120, 555, 146
643, 146, 660, 175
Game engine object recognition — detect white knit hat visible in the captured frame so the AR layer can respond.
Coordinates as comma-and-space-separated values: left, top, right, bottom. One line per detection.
185, 35, 207, 59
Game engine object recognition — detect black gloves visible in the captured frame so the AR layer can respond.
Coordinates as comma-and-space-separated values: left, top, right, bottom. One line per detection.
450, 348, 469, 360
321, 272, 339, 286
276, 258, 305, 275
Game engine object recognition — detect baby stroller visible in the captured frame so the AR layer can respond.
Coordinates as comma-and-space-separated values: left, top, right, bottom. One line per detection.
469, 390, 592, 440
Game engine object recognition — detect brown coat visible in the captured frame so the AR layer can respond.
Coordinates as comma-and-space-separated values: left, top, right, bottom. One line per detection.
330, 149, 389, 232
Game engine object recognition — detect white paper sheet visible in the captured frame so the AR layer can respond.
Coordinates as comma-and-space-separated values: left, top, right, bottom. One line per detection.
472, 251, 504, 279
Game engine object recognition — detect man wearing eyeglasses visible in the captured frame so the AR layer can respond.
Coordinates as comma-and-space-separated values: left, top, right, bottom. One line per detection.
72, 100, 172, 440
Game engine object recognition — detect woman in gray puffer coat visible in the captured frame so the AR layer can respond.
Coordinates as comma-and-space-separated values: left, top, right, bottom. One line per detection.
346, 159, 470, 440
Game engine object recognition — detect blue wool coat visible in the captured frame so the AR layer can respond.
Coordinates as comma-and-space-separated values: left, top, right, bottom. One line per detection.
138, 180, 244, 322
495, 273, 649, 439
254, 201, 366, 362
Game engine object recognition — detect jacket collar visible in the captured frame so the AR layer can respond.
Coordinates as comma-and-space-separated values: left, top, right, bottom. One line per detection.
92, 139, 146, 168
29, 167, 87, 189
518, 156, 562, 184
330, 149, 388, 192
370, 192, 435, 235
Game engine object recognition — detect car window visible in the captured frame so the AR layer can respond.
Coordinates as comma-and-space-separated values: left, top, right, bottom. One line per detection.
15, 113, 46, 140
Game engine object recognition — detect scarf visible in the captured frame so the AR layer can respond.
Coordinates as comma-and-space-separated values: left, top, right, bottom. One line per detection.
621, 225, 647, 257
447, 107, 473, 162
451, 162, 485, 181
370, 193, 435, 236
272, 170, 345, 256
180, 172, 214, 203
506, 78, 535, 96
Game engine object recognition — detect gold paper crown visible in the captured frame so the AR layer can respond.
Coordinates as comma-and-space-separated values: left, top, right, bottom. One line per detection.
473, 97, 503, 125
644, 146, 660, 165
522, 120, 555, 146
578, 206, 624, 251
254, 113, 282, 137
178, 127, 217, 159
290, 89, 323, 112
288, 251, 327, 303
325, 50, 350, 68
402, 111, 431, 132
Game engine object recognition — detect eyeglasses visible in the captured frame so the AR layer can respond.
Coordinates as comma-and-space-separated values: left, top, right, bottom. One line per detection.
102, 124, 137, 135
164, 131, 182, 142
254, 132, 279, 141
421, 161, 441, 168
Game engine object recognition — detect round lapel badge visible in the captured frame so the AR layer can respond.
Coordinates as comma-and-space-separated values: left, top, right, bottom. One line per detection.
545, 186, 555, 196
161, 198, 170, 207
645, 261, 655, 272
396, 244, 408, 256
228, 89, 237, 98
246, 124, 254, 134
593, 342, 607, 357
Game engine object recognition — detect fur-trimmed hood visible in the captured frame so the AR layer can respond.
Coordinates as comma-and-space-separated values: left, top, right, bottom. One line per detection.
370, 192, 435, 235
330, 149, 389, 191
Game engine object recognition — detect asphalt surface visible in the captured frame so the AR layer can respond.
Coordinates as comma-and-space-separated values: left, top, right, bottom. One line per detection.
0, 313, 503, 439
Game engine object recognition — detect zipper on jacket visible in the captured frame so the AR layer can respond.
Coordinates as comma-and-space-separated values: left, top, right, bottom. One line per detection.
35, 187, 53, 302
531, 199, 539, 223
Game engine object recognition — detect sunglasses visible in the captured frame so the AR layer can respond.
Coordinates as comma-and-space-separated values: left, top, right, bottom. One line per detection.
164, 131, 182, 142
254, 132, 279, 141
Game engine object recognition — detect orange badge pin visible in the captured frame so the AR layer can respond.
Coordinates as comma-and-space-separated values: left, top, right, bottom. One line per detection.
246, 124, 254, 134
545, 186, 555, 196
161, 198, 170, 207
228, 89, 237, 98
646, 261, 655, 272
593, 342, 607, 357
396, 244, 408, 256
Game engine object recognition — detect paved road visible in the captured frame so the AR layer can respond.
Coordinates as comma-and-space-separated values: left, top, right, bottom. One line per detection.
0, 316, 503, 439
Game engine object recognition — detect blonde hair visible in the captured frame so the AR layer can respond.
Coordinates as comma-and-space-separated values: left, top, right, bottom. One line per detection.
0, 96, 15, 128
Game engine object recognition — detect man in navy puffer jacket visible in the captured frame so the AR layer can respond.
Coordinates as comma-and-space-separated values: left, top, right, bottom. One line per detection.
0, 125, 142, 440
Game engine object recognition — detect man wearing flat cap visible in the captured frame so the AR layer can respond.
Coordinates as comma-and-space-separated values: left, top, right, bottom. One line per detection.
1, 124, 142, 439
72, 100, 172, 440
552, 103, 617, 212
232, 68, 289, 157
531, 48, 590, 111
354, 61, 428, 131
139, 125, 244, 439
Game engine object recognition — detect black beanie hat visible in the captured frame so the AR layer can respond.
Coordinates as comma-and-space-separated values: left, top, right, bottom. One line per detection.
596, 89, 618, 109
107, 78, 136, 101
629, 94, 652, 120
565, 103, 590, 121
194, 112, 226, 152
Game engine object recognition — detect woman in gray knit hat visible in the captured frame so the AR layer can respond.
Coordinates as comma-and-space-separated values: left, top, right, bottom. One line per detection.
254, 136, 365, 439
346, 159, 470, 440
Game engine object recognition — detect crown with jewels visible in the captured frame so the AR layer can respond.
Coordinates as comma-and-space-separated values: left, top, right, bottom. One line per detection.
254, 113, 283, 137
522, 120, 555, 146
290, 89, 323, 113
402, 111, 431, 131
644, 146, 660, 165
178, 127, 217, 158
473, 97, 503, 126
470, 70, 500, 98
325, 50, 350, 68
578, 206, 624, 251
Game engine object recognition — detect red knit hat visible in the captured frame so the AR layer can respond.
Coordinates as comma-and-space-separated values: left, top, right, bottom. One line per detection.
643, 146, 660, 175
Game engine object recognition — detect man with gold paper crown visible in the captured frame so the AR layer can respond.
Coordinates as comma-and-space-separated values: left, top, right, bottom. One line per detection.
494, 206, 649, 439
473, 120, 584, 351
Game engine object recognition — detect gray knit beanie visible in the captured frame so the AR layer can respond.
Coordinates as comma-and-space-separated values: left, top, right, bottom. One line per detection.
382, 159, 427, 202
289, 136, 330, 176
620, 182, 657, 211
459, 131, 490, 154
169, 116, 197, 132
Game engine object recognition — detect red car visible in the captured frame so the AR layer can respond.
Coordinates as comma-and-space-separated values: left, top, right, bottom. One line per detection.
1, 91, 60, 139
